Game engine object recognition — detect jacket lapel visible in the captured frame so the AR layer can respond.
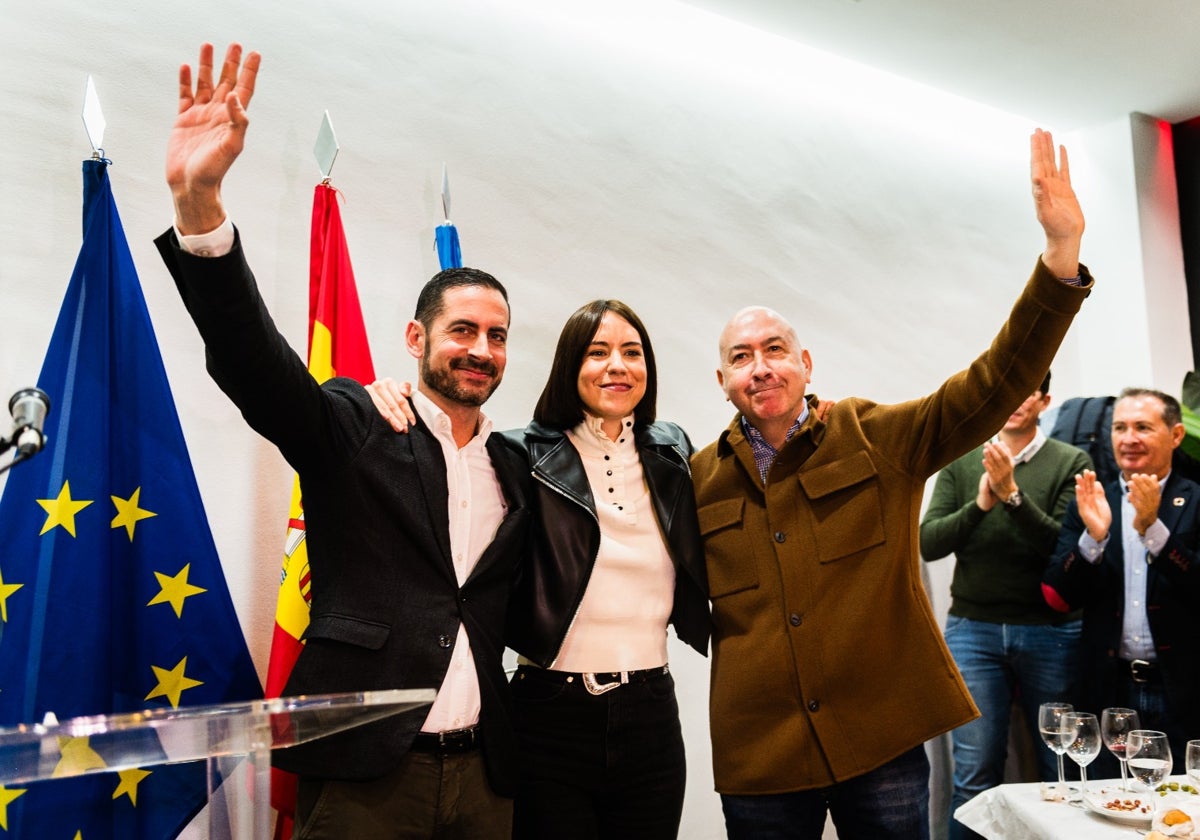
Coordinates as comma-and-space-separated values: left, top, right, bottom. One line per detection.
1157, 472, 1193, 534
462, 434, 530, 585
1105, 480, 1126, 573
408, 419, 455, 578
486, 433, 530, 516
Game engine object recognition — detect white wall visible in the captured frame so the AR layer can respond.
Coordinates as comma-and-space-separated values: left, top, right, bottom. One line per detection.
0, 1, 1179, 837
1049, 115, 1193, 397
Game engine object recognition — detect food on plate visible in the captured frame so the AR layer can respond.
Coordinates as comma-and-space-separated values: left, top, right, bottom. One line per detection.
1100, 796, 1151, 814
1164, 809, 1194, 826
1152, 806, 1196, 837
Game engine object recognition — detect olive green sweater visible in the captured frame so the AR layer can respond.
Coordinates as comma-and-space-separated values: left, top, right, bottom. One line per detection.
920, 436, 1091, 624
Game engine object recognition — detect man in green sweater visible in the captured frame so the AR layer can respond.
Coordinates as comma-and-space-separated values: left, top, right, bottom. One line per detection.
920, 371, 1091, 840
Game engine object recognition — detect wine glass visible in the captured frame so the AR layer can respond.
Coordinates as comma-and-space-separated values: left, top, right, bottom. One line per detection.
1101, 707, 1140, 791
1187, 740, 1200, 790
1127, 730, 1173, 817
1038, 702, 1074, 789
1064, 712, 1102, 800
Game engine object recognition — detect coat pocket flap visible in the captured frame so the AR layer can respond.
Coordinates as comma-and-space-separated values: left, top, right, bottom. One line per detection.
304, 613, 391, 650
698, 498, 759, 598
798, 451, 877, 499
698, 497, 745, 535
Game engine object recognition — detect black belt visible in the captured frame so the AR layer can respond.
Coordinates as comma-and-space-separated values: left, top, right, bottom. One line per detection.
1120, 658, 1162, 685
410, 725, 481, 754
516, 664, 669, 696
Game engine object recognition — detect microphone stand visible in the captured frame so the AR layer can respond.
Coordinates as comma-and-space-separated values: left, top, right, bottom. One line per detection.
0, 387, 50, 477
0, 436, 30, 477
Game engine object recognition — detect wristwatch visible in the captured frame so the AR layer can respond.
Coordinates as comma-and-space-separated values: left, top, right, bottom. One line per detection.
1002, 489, 1022, 510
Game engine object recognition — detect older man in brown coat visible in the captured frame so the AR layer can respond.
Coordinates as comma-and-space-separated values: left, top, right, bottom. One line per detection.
690, 129, 1092, 840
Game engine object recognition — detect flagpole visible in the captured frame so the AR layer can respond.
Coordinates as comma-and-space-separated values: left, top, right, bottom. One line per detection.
0, 89, 261, 836
436, 163, 463, 270
268, 110, 377, 840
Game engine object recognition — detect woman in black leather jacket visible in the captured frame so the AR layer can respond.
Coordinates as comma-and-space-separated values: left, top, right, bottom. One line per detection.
365, 299, 710, 838
504, 299, 709, 840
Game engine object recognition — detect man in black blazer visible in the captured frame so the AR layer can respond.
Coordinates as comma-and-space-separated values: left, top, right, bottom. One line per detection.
1043, 387, 1200, 769
156, 43, 530, 839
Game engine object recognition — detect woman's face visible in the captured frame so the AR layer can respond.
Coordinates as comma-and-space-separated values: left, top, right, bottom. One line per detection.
576, 311, 647, 437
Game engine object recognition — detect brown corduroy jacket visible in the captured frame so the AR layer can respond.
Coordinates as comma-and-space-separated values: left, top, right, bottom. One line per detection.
691, 259, 1092, 794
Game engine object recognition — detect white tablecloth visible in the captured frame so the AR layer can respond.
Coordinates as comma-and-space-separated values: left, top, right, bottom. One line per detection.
955, 778, 1197, 839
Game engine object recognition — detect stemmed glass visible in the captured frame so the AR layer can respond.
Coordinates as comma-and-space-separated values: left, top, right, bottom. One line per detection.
1064, 712, 1102, 800
1101, 707, 1141, 791
1127, 730, 1173, 817
1038, 702, 1074, 789
1187, 740, 1200, 791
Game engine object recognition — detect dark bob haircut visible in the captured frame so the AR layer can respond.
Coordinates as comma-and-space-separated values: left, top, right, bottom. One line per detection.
533, 300, 658, 431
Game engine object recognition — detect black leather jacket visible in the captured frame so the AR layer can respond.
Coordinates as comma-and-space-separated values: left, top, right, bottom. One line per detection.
503, 419, 711, 667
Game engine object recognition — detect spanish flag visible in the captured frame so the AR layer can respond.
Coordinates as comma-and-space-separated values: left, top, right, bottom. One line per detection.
268, 183, 375, 835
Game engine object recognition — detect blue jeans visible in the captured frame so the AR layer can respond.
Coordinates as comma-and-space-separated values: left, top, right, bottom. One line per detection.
720, 745, 931, 840
944, 615, 1081, 840
510, 665, 686, 840
1116, 673, 1187, 777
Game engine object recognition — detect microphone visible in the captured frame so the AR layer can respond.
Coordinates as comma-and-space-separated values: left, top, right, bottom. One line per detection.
9, 388, 51, 458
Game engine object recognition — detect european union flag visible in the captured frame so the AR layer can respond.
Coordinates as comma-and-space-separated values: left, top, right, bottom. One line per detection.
0, 159, 263, 837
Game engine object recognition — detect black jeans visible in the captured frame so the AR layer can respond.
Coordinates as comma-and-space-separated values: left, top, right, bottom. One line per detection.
294, 749, 511, 840
511, 665, 686, 840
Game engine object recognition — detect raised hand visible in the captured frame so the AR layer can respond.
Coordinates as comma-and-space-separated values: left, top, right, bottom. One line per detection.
982, 440, 1017, 499
1030, 128, 1084, 279
976, 470, 998, 512
1126, 473, 1162, 536
166, 43, 261, 235
1074, 469, 1112, 542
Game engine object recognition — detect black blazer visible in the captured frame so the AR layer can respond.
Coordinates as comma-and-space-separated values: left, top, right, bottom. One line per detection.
1043, 471, 1200, 749
156, 230, 531, 791
503, 420, 710, 668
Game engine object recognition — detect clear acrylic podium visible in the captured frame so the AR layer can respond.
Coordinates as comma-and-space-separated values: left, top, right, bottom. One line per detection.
0, 688, 435, 838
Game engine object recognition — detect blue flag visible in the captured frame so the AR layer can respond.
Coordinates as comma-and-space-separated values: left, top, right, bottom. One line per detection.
435, 222, 462, 269
0, 159, 263, 838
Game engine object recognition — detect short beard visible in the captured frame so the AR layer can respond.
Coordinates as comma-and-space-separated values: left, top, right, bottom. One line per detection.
420, 355, 501, 408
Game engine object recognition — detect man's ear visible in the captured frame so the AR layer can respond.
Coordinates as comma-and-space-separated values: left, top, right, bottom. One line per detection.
405, 319, 425, 360
1171, 422, 1186, 450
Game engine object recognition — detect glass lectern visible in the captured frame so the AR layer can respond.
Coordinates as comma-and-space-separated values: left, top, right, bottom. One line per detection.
0, 688, 435, 838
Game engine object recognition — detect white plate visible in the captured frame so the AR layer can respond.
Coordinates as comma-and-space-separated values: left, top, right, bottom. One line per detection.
1083, 789, 1154, 825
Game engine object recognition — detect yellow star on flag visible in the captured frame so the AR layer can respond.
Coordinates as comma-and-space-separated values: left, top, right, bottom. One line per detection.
0, 786, 27, 830
36, 480, 93, 537
145, 657, 204, 709
147, 564, 207, 618
52, 736, 107, 778
0, 566, 23, 623
110, 487, 156, 541
112, 767, 152, 806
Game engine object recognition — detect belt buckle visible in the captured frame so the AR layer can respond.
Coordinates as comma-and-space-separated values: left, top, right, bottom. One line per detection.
582, 671, 628, 696
1130, 659, 1152, 684
439, 727, 474, 749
